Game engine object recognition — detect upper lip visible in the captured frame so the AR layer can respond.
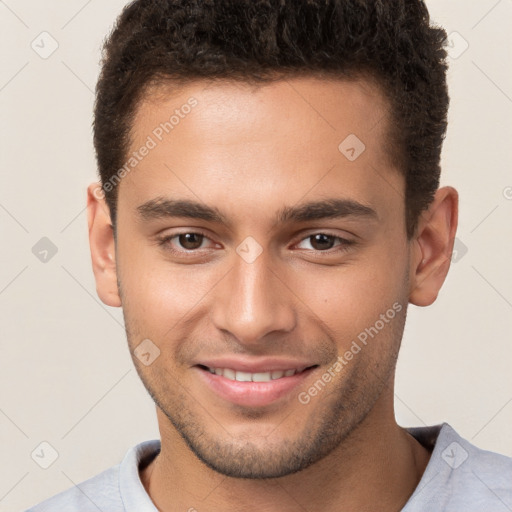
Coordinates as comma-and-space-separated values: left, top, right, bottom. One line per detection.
196, 357, 317, 373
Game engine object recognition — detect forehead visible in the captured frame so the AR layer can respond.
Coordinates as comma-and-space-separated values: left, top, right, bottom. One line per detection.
134, 75, 391, 151
120, 76, 402, 229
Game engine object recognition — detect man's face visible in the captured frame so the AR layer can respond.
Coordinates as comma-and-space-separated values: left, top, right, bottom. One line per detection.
114, 76, 412, 478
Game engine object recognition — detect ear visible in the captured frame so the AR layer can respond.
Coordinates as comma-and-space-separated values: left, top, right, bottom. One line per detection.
87, 183, 121, 307
409, 186, 459, 307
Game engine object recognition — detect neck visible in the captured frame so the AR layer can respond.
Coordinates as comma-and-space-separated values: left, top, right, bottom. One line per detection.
140, 392, 431, 512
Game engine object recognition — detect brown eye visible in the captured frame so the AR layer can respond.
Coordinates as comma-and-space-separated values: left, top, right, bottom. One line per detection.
295, 233, 355, 254
308, 234, 336, 251
177, 233, 204, 250
158, 231, 214, 255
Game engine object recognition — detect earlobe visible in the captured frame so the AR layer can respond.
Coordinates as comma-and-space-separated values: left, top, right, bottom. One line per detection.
409, 186, 459, 307
87, 183, 122, 307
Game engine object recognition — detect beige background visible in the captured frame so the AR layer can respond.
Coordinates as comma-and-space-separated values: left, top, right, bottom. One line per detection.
1, 1, 511, 510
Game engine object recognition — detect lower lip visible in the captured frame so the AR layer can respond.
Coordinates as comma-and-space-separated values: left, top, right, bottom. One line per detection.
196, 366, 316, 407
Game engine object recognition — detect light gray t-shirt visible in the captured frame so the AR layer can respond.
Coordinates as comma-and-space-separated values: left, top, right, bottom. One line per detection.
24, 423, 512, 511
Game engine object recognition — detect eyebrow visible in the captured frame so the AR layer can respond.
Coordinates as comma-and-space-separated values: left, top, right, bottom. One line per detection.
136, 197, 378, 228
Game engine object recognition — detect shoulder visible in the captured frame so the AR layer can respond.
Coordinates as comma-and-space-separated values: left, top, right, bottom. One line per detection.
440, 423, 512, 476
24, 464, 122, 512
450, 424, 512, 500
24, 438, 160, 512
405, 423, 512, 511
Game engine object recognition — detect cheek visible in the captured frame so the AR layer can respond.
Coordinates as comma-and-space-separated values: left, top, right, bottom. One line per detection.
117, 241, 223, 336
117, 239, 174, 325
290, 250, 408, 341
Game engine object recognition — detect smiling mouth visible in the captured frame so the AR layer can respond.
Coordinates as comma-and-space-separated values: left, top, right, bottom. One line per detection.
196, 364, 318, 382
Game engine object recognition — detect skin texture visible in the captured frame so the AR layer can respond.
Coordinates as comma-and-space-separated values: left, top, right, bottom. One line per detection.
87, 77, 458, 511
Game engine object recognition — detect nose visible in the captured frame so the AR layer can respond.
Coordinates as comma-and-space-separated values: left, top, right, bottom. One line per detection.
210, 249, 296, 347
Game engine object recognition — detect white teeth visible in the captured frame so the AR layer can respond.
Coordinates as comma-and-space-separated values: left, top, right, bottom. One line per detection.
206, 367, 299, 381
252, 372, 272, 382
223, 368, 236, 380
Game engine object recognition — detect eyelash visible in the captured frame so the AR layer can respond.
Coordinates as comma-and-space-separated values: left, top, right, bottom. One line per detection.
156, 230, 356, 257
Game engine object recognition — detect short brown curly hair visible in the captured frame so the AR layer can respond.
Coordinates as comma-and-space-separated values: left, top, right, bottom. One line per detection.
93, 0, 449, 239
